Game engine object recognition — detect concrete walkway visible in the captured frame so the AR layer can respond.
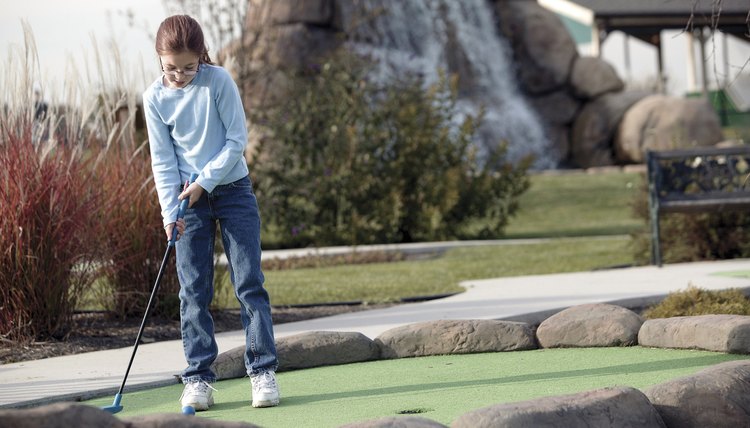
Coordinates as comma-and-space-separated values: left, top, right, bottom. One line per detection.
1, 248, 749, 409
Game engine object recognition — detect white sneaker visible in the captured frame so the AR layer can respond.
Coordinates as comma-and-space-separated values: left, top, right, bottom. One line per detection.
180, 380, 216, 411
251, 371, 280, 408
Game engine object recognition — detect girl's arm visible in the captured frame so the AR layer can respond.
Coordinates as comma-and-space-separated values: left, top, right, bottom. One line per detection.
194, 67, 248, 192
143, 94, 182, 228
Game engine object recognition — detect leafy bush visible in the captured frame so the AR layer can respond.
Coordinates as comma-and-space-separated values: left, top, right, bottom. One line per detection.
631, 175, 750, 264
249, 52, 530, 248
643, 285, 750, 318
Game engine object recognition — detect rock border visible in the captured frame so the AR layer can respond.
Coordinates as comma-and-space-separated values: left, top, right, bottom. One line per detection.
2, 304, 749, 427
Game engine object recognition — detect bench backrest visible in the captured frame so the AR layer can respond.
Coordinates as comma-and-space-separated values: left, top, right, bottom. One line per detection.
646, 145, 750, 266
647, 146, 750, 213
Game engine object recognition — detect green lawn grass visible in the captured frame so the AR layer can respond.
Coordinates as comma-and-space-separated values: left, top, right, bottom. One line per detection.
212, 170, 645, 307
216, 236, 635, 307
86, 347, 748, 427
503, 170, 644, 239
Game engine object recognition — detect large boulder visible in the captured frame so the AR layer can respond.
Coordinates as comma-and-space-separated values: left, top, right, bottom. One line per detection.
536, 303, 644, 348
571, 90, 650, 167
543, 124, 572, 166
277, 331, 380, 371
526, 90, 581, 126
212, 331, 381, 378
127, 413, 260, 427
615, 95, 723, 163
494, 0, 578, 94
0, 403, 126, 428
569, 56, 625, 99
246, 0, 334, 27
339, 416, 448, 428
451, 386, 666, 428
245, 23, 339, 69
0, 403, 261, 428
376, 319, 537, 359
638, 315, 750, 353
237, 0, 341, 111
211, 344, 247, 380
645, 360, 750, 428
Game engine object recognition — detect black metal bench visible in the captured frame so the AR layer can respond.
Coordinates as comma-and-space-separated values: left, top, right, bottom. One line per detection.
646, 146, 750, 266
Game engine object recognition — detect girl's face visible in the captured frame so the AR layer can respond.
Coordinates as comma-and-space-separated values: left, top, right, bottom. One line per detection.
160, 51, 200, 89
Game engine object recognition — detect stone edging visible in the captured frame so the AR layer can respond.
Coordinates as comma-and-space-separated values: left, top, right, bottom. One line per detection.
1, 303, 749, 427
205, 303, 750, 427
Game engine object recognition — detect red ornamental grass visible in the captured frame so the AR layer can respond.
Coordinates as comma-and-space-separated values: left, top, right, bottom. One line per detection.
0, 129, 101, 341
93, 142, 180, 319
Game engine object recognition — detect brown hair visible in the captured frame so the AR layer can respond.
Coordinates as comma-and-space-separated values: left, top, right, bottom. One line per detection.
155, 15, 213, 64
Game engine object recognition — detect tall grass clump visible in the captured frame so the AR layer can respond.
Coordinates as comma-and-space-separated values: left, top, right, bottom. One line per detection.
0, 24, 173, 340
82, 41, 182, 319
0, 26, 101, 340
643, 285, 750, 318
0, 139, 101, 340
94, 140, 181, 319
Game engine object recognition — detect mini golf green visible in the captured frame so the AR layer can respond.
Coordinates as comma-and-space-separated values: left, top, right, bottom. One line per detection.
86, 347, 749, 427
714, 270, 750, 279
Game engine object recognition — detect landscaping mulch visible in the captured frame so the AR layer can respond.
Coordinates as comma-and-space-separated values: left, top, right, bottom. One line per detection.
0, 304, 393, 364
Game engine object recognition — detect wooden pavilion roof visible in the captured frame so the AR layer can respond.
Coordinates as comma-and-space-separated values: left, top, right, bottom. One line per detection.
540, 0, 749, 42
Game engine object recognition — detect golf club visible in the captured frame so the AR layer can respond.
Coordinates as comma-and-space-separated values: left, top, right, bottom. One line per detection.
102, 173, 198, 414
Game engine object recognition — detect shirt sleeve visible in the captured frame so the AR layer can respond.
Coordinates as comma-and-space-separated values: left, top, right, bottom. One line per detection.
143, 90, 182, 227
195, 67, 248, 193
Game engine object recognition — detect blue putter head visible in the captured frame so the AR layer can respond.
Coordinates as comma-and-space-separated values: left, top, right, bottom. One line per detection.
101, 393, 123, 414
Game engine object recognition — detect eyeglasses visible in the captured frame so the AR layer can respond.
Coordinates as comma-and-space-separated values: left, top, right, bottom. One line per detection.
162, 66, 199, 77
159, 58, 200, 76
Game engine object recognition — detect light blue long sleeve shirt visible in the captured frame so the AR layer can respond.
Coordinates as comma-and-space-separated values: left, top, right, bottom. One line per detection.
143, 64, 250, 227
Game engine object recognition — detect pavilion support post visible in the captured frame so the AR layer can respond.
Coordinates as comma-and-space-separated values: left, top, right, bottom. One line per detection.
698, 27, 709, 96
686, 31, 698, 93
655, 33, 666, 94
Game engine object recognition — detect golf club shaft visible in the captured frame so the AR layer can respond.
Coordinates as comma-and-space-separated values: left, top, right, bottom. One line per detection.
115, 244, 174, 395
113, 173, 197, 397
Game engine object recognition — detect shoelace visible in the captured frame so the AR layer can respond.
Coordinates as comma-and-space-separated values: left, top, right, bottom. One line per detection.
253, 372, 277, 390
179, 380, 218, 401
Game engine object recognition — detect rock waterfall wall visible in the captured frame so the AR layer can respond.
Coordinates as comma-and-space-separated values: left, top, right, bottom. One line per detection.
239, 0, 723, 169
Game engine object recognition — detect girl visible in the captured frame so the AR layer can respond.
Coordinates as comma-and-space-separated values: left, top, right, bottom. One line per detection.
142, 14, 280, 410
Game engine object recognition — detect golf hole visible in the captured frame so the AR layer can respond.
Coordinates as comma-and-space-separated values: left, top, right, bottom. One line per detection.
396, 408, 433, 414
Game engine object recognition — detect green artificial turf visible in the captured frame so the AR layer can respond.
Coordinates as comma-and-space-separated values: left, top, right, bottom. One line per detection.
713, 270, 750, 279
86, 347, 748, 427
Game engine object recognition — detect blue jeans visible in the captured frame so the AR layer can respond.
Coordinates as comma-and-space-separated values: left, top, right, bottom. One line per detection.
176, 176, 277, 382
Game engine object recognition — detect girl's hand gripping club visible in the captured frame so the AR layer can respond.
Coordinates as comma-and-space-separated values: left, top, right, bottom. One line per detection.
168, 173, 199, 246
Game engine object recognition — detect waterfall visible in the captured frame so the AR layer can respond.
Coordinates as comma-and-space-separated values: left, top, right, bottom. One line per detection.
341, 0, 554, 169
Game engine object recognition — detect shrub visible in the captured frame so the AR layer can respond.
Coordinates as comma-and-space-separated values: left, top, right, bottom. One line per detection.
249, 51, 530, 247
61, 42, 183, 320
643, 285, 750, 318
0, 26, 110, 340
0, 128, 101, 340
631, 175, 750, 264
93, 140, 181, 319
0, 26, 180, 340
